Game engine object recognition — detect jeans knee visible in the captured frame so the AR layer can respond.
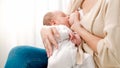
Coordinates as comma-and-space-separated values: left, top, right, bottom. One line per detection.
8, 46, 32, 58
5, 46, 48, 68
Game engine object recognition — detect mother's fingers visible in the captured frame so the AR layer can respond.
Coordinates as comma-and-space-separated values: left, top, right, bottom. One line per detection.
49, 27, 59, 49
41, 27, 53, 57
51, 27, 60, 38
43, 38, 52, 57
40, 26, 59, 57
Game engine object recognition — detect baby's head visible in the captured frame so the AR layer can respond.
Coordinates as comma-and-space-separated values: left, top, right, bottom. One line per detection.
43, 11, 71, 27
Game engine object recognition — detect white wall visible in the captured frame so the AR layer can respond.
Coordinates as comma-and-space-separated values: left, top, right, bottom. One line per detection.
0, 0, 70, 68
0, 0, 35, 68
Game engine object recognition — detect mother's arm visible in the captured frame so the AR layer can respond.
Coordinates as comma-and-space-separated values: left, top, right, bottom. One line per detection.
70, 12, 101, 53
71, 23, 101, 53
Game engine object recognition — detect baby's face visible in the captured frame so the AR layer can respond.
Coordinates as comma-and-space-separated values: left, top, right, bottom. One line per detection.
53, 11, 71, 27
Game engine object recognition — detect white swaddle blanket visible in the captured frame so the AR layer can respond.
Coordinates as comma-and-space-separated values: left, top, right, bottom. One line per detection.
47, 25, 95, 68
47, 25, 77, 68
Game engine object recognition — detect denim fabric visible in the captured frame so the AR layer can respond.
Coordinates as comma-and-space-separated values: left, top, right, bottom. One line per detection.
5, 46, 48, 68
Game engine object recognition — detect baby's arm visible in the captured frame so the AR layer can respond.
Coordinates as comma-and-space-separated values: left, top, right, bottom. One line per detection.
55, 25, 82, 46
69, 32, 82, 46
54, 25, 72, 43
46, 25, 82, 46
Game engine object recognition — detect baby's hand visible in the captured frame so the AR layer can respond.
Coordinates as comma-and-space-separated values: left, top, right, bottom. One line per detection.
69, 32, 82, 46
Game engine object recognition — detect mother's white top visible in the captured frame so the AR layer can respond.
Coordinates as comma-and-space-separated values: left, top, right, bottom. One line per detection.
69, 0, 120, 68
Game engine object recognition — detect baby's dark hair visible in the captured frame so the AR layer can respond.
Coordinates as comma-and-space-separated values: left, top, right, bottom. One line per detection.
43, 12, 54, 25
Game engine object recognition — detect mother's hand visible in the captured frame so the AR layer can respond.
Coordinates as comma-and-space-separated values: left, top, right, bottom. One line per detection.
40, 26, 59, 57
71, 21, 82, 33
69, 11, 80, 25
69, 11, 83, 32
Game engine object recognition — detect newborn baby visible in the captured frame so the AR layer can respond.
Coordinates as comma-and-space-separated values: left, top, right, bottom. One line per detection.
43, 11, 82, 68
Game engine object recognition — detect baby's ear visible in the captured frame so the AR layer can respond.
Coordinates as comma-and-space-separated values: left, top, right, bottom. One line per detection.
50, 20, 55, 25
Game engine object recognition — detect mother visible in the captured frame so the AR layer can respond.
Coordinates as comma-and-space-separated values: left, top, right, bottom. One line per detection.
5, 0, 120, 68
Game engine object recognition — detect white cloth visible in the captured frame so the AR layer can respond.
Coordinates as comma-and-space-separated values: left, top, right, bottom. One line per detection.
74, 53, 95, 68
46, 25, 95, 68
47, 25, 77, 68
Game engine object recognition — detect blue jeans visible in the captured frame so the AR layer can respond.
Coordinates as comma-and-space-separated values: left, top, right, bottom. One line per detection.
5, 46, 48, 68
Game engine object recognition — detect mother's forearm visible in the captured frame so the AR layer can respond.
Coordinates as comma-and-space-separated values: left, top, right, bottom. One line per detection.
77, 27, 101, 53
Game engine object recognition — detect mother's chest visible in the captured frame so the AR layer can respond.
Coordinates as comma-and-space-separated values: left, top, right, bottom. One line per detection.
81, 13, 105, 38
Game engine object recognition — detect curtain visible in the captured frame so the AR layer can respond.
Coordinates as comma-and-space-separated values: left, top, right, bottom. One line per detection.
0, 0, 70, 67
